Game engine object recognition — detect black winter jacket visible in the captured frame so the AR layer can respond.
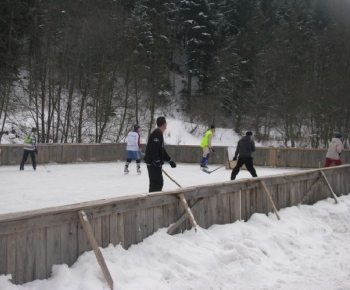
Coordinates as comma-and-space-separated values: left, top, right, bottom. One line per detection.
144, 128, 171, 165
234, 136, 255, 158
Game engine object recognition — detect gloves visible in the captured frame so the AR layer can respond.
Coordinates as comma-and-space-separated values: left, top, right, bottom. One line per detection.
233, 157, 237, 161
139, 148, 145, 155
34, 148, 38, 154
209, 147, 215, 153
169, 160, 176, 168
153, 160, 162, 167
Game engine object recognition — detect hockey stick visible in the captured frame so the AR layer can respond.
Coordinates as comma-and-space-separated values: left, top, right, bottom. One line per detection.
201, 161, 230, 174
162, 169, 198, 231
36, 153, 51, 173
162, 169, 182, 188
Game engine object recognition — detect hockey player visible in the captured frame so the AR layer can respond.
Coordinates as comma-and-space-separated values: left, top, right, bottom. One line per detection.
144, 117, 176, 192
199, 125, 215, 169
20, 127, 38, 171
230, 131, 257, 180
324, 132, 344, 167
124, 124, 142, 174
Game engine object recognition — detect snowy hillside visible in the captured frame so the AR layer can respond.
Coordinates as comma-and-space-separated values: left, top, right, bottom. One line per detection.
1, 117, 270, 147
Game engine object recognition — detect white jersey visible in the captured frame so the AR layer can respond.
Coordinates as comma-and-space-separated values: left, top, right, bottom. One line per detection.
24, 132, 37, 151
126, 131, 140, 151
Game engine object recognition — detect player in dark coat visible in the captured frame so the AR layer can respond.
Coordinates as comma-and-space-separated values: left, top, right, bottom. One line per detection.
231, 131, 258, 180
144, 117, 176, 192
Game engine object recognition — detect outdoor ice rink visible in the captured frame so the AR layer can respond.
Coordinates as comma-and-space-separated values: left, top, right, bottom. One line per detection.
0, 161, 303, 215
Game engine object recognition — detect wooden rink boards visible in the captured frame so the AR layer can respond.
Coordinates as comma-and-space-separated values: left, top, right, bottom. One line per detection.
0, 164, 349, 285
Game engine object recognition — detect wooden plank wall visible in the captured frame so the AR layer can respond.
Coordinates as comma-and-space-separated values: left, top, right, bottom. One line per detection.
0, 165, 349, 285
0, 143, 128, 165
2, 143, 350, 168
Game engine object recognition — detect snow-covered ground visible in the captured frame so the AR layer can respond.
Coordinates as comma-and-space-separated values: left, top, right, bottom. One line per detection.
1, 120, 349, 289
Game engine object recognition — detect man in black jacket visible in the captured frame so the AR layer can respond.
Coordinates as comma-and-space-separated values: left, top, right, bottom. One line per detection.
231, 131, 257, 180
145, 116, 176, 192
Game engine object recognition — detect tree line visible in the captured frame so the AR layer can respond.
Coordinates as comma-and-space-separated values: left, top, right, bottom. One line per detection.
1, 0, 350, 147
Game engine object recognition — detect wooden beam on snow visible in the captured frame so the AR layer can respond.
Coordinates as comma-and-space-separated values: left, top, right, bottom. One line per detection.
260, 180, 281, 220
78, 210, 114, 290
320, 171, 339, 204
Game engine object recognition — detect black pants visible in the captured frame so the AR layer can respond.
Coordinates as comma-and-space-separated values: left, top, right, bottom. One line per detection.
231, 157, 257, 180
147, 165, 163, 192
20, 149, 36, 169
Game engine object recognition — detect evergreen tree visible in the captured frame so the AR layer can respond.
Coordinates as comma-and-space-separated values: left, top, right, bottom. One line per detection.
176, 0, 217, 114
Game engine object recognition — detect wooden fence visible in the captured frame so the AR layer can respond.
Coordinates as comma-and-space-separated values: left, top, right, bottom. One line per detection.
0, 165, 349, 285
1, 143, 349, 168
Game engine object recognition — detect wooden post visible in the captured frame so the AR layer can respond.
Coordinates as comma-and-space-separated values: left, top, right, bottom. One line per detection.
260, 180, 281, 220
78, 210, 114, 289
320, 171, 339, 204
269, 148, 276, 167
162, 169, 198, 231
239, 190, 242, 221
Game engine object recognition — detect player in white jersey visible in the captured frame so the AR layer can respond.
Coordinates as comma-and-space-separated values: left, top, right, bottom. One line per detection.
124, 124, 142, 174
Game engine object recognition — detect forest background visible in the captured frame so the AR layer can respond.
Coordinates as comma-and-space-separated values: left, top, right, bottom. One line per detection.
1, 0, 350, 148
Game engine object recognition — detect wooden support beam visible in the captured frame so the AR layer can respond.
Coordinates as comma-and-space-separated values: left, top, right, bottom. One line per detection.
299, 177, 320, 204
320, 171, 339, 204
178, 193, 198, 231
78, 210, 114, 290
167, 198, 203, 235
260, 180, 281, 220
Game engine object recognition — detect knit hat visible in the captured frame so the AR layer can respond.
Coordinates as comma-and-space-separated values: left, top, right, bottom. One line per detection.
335, 132, 342, 138
246, 131, 253, 136
134, 124, 140, 131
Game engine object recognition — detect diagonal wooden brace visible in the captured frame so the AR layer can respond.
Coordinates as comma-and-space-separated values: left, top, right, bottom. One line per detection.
178, 193, 198, 231
78, 210, 114, 290
260, 180, 281, 220
299, 177, 320, 204
167, 198, 203, 234
320, 171, 339, 204
162, 169, 198, 231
